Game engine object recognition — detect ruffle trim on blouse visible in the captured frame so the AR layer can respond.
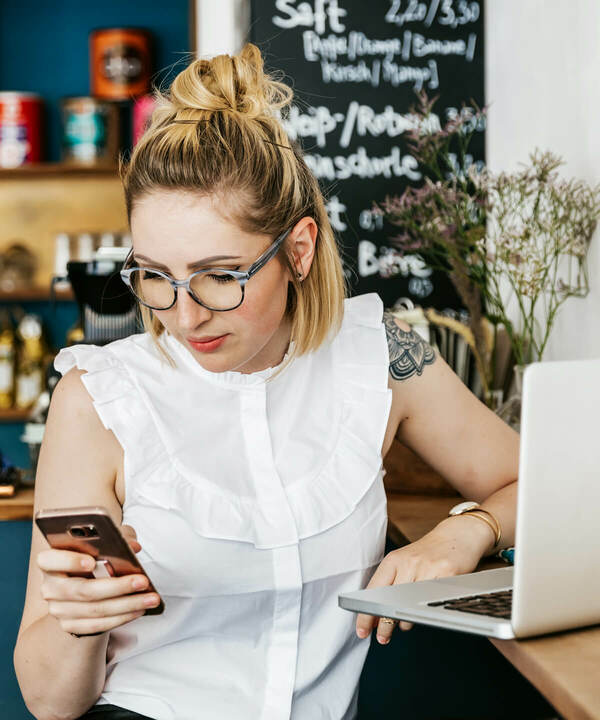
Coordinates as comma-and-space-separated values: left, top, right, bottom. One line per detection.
54, 342, 164, 480
53, 293, 392, 548
286, 293, 392, 539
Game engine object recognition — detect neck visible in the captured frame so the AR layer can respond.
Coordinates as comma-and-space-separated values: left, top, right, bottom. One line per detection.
237, 317, 292, 374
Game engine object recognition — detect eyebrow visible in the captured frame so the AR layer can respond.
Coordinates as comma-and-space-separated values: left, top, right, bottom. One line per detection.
132, 253, 243, 271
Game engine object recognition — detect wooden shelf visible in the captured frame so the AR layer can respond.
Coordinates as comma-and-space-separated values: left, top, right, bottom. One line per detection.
0, 408, 32, 423
0, 286, 74, 302
0, 486, 34, 520
0, 163, 119, 178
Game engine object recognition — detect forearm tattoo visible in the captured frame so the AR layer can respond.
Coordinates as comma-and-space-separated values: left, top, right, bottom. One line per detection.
383, 311, 437, 381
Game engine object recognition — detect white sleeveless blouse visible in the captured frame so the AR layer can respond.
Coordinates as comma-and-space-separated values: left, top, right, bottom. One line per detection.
54, 293, 392, 720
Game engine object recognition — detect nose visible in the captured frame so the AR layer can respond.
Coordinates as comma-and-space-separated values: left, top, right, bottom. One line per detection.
175, 286, 213, 331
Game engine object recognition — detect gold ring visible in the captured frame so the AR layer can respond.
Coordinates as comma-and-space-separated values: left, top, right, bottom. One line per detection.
380, 617, 396, 625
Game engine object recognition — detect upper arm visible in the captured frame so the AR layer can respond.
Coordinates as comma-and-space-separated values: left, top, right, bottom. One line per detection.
384, 312, 519, 501
17, 367, 123, 639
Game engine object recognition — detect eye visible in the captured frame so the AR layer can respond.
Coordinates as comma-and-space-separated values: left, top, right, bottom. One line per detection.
207, 272, 237, 283
142, 269, 164, 281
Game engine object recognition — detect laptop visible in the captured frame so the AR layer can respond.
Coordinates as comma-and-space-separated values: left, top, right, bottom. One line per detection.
339, 359, 600, 639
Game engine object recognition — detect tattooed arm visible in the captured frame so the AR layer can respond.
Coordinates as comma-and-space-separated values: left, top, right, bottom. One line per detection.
383, 310, 518, 506
354, 311, 520, 642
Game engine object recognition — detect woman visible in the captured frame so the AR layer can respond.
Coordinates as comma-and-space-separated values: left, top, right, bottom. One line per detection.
14, 44, 519, 720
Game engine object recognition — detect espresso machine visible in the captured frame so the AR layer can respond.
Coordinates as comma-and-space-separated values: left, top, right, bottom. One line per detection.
56, 246, 140, 345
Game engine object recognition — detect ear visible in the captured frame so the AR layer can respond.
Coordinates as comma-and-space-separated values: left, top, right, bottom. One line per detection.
287, 216, 317, 281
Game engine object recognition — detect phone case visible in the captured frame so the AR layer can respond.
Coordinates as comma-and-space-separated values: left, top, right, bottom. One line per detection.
35, 505, 164, 615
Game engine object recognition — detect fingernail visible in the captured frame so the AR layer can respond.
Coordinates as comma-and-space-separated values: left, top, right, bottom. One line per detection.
81, 557, 94, 570
377, 635, 390, 645
143, 594, 159, 607
132, 577, 147, 590
356, 628, 368, 639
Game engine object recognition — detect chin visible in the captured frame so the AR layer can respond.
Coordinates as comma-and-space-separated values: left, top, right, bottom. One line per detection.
190, 347, 243, 373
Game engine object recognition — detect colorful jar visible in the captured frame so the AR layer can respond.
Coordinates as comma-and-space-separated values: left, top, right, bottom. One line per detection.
90, 28, 153, 100
132, 94, 156, 145
61, 97, 119, 165
0, 92, 43, 167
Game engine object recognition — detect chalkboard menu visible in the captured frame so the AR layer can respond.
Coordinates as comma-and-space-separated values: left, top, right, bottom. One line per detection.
250, 0, 484, 310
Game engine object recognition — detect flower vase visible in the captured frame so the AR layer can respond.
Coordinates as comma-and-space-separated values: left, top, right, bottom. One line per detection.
496, 365, 527, 433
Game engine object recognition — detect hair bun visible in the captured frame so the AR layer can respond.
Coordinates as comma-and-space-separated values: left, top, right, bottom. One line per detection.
168, 43, 292, 120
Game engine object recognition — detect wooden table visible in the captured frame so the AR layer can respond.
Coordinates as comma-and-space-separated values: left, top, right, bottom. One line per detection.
387, 491, 600, 720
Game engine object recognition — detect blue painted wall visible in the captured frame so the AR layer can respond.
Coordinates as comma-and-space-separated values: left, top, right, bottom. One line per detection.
0, 0, 190, 162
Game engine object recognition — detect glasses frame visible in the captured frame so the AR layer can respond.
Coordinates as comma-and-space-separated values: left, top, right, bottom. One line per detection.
120, 227, 292, 312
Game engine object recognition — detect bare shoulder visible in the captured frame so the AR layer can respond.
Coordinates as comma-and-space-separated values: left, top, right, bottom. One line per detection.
35, 365, 123, 513
17, 367, 123, 638
382, 310, 438, 383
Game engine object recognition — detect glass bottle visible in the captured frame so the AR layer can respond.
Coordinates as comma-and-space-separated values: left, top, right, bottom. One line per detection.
15, 313, 45, 410
0, 310, 16, 409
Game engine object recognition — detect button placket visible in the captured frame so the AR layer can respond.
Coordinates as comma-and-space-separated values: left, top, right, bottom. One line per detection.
240, 387, 303, 720
240, 388, 299, 548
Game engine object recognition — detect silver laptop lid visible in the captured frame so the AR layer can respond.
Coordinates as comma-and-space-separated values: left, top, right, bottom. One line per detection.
512, 359, 600, 636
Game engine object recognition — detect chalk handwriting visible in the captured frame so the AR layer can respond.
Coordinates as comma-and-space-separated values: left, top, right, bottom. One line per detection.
272, 0, 347, 35
281, 102, 441, 149
359, 208, 384, 232
358, 240, 433, 282
302, 29, 478, 64
325, 195, 348, 232
385, 0, 480, 30
304, 146, 421, 181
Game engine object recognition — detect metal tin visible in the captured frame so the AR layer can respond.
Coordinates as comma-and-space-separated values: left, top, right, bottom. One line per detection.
132, 94, 156, 145
61, 97, 119, 165
90, 28, 153, 100
0, 92, 43, 167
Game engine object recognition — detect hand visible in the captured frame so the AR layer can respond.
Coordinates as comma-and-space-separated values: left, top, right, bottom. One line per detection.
355, 515, 493, 644
37, 523, 160, 637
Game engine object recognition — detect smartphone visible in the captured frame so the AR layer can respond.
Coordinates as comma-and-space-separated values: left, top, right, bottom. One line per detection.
35, 505, 164, 615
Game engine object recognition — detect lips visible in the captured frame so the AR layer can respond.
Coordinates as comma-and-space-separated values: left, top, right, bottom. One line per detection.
187, 335, 226, 343
187, 334, 229, 353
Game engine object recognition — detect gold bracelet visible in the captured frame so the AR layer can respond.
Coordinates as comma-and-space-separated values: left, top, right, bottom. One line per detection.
463, 509, 502, 548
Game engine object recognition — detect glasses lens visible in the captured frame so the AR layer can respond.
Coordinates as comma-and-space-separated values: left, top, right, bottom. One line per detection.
190, 271, 243, 310
129, 269, 175, 309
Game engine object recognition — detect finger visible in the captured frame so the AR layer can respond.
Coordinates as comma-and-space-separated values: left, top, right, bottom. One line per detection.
121, 525, 137, 541
48, 591, 160, 620
128, 539, 142, 553
375, 616, 397, 644
399, 621, 414, 631
37, 549, 96, 574
41, 573, 149, 603
121, 525, 142, 554
356, 561, 397, 639
61, 609, 146, 637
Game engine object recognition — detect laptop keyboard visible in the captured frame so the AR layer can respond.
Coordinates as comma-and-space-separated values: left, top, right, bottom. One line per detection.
427, 589, 512, 619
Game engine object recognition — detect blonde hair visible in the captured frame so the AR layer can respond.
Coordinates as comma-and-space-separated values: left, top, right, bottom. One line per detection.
120, 43, 347, 369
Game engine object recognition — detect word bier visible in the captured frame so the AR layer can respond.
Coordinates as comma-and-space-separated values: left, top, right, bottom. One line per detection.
358, 240, 434, 297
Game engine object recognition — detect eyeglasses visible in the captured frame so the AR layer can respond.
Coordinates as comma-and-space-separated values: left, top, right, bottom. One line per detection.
120, 228, 291, 312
